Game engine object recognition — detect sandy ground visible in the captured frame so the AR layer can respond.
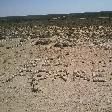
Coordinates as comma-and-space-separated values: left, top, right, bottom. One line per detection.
0, 38, 112, 112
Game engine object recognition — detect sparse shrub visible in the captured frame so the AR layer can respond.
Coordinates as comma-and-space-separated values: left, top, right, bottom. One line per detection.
0, 43, 4, 47
20, 38, 26, 42
54, 41, 72, 48
0, 36, 6, 40
35, 39, 51, 45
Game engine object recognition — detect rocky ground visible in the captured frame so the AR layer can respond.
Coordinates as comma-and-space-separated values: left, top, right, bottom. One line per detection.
0, 25, 112, 112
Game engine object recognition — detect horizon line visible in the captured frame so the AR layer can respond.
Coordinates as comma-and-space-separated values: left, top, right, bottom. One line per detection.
0, 11, 112, 18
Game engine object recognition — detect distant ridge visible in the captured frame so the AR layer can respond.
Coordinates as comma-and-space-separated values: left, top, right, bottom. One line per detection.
0, 11, 112, 18
0, 11, 112, 23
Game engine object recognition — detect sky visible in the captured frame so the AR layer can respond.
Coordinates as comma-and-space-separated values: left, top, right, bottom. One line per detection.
0, 0, 112, 17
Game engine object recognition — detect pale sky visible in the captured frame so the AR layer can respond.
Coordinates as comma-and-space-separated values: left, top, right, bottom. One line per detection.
0, 0, 112, 17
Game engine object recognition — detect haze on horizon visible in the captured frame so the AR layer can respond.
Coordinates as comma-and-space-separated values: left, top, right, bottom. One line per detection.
0, 0, 112, 17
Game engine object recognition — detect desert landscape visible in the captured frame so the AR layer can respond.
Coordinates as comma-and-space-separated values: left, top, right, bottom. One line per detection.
0, 12, 112, 112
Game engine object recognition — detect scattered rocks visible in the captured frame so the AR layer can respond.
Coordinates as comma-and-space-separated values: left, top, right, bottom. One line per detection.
0, 23, 112, 112
73, 71, 90, 82
59, 75, 67, 82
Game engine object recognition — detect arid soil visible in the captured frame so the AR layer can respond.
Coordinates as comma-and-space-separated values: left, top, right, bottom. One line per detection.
0, 25, 112, 112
